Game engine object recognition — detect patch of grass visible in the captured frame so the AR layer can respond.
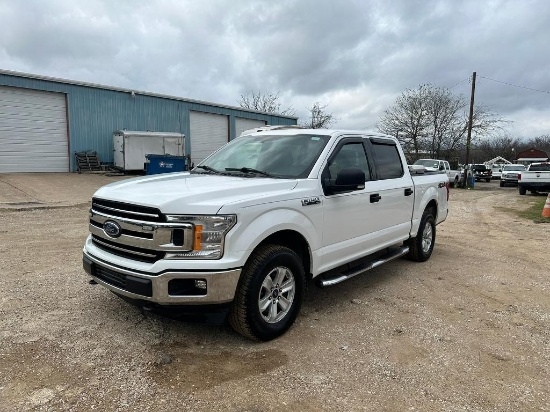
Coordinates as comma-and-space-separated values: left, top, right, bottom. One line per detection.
495, 195, 550, 223
513, 196, 550, 223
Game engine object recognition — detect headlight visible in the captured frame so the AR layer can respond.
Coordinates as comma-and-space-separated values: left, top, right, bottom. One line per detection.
164, 214, 236, 259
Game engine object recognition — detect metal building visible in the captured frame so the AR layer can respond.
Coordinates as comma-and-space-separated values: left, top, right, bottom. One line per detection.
0, 69, 297, 173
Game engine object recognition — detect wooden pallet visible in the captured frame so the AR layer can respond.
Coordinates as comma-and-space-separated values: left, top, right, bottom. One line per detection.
75, 151, 102, 173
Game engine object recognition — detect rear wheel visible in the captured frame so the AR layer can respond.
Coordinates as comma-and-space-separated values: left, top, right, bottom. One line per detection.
500, 181, 504, 187
229, 245, 305, 341
519, 186, 526, 195
408, 210, 436, 262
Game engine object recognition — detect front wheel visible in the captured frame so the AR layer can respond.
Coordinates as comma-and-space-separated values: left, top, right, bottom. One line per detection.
408, 210, 436, 262
229, 245, 305, 341
519, 186, 526, 195
500, 181, 504, 187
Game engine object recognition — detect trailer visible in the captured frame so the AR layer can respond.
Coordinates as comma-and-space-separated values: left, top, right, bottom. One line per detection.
113, 130, 185, 172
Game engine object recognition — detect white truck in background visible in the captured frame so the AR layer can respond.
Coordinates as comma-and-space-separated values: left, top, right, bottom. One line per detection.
412, 159, 460, 187
500, 164, 525, 187
518, 162, 550, 195
83, 127, 449, 341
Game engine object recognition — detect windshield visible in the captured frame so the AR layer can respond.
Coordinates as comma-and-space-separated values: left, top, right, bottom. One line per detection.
414, 160, 440, 169
503, 165, 525, 171
194, 133, 331, 179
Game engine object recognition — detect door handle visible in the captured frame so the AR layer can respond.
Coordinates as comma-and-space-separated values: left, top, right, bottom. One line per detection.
404, 188, 413, 196
370, 194, 381, 203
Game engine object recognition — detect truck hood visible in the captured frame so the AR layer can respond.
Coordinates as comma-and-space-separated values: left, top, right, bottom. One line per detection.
93, 172, 298, 215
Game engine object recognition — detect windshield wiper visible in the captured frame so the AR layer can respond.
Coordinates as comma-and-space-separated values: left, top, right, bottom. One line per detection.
193, 165, 223, 174
225, 167, 274, 177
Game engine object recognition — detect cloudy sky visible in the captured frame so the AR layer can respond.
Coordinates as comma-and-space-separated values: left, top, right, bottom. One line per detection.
1, 0, 549, 138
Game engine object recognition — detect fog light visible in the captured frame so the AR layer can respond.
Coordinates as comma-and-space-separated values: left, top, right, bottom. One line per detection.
195, 279, 207, 290
168, 279, 207, 296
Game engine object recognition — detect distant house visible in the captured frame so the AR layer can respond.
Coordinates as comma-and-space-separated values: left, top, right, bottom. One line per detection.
484, 156, 512, 179
484, 156, 511, 166
515, 148, 549, 166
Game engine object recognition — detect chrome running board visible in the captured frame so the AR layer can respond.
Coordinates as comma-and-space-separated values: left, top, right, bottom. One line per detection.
317, 246, 410, 287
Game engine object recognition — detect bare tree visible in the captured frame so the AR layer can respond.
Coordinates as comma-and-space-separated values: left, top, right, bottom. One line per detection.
301, 102, 336, 129
238, 91, 295, 116
474, 134, 524, 162
523, 134, 550, 155
377, 85, 431, 156
378, 84, 508, 161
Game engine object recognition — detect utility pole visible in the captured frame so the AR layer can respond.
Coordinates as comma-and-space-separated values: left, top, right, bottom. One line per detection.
463, 71, 476, 187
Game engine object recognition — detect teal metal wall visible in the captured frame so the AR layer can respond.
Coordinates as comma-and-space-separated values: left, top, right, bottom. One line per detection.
0, 71, 297, 171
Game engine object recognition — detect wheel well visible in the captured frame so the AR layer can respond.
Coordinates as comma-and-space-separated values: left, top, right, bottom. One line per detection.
425, 200, 437, 219
257, 230, 312, 279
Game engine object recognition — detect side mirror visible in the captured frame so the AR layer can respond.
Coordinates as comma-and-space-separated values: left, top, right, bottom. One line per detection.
326, 168, 365, 194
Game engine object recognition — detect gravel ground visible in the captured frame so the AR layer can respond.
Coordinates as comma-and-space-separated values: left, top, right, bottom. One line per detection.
0, 174, 549, 411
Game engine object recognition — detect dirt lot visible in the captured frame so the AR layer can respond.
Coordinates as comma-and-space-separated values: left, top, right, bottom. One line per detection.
1, 173, 549, 411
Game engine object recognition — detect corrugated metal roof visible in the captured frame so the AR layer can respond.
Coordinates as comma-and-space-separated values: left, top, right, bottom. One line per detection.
0, 69, 298, 120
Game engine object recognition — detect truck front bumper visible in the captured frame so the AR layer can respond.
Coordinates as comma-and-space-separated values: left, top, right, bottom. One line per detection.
83, 252, 241, 305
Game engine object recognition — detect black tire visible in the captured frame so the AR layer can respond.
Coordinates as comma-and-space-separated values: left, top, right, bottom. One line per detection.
229, 244, 305, 341
519, 186, 526, 195
486, 179, 491, 183
500, 181, 504, 187
408, 210, 436, 262
451, 177, 458, 188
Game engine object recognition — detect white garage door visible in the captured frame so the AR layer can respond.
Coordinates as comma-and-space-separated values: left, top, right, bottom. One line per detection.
235, 117, 266, 137
0, 86, 69, 172
190, 111, 229, 165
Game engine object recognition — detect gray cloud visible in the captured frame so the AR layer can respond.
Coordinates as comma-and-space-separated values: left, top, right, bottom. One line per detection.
1, 0, 549, 138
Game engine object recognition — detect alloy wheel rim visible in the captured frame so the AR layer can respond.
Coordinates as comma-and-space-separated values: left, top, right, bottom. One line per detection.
421, 223, 433, 254
258, 266, 296, 323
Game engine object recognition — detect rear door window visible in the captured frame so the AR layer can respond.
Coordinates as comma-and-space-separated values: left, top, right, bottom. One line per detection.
370, 140, 404, 179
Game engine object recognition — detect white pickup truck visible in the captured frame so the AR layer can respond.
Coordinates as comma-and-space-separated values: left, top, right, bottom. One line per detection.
83, 127, 449, 341
518, 162, 550, 195
412, 159, 460, 187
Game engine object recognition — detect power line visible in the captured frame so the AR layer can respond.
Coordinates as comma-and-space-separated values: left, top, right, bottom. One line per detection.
448, 77, 470, 89
478, 75, 550, 95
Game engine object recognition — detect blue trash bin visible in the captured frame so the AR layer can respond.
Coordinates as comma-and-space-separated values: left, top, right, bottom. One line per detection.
146, 154, 186, 175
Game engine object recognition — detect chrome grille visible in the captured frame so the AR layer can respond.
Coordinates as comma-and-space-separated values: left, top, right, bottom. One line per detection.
92, 235, 165, 263
89, 200, 194, 263
89, 220, 154, 240
92, 198, 164, 222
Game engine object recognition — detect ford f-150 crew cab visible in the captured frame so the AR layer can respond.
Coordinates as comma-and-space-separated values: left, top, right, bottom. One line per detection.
83, 127, 449, 341
518, 162, 550, 195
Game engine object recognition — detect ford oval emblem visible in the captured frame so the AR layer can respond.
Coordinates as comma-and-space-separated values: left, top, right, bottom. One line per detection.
103, 220, 122, 238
